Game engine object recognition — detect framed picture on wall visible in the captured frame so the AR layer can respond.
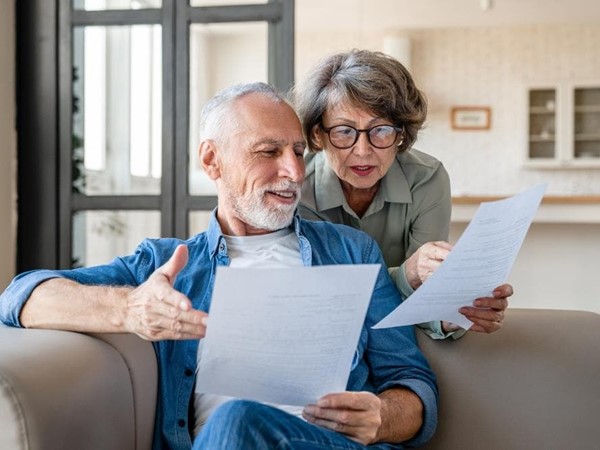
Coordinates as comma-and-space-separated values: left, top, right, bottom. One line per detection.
451, 106, 491, 130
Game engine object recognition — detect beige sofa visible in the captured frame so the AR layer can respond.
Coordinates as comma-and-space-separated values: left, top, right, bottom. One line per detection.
1, 308, 599, 450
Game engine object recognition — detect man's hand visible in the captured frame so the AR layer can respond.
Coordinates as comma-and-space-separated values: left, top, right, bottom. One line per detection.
303, 388, 423, 445
302, 392, 382, 445
442, 283, 513, 334
21, 244, 208, 338
405, 241, 452, 290
124, 244, 207, 341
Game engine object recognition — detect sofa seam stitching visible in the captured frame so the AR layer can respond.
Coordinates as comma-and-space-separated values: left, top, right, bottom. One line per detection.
0, 369, 31, 450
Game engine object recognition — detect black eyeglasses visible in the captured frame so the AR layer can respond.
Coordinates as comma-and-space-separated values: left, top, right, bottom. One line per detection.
320, 124, 403, 149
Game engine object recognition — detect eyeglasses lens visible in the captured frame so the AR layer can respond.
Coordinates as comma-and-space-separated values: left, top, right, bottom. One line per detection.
327, 125, 398, 149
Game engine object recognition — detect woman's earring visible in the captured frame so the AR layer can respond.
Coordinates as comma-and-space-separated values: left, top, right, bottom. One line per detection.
397, 138, 404, 148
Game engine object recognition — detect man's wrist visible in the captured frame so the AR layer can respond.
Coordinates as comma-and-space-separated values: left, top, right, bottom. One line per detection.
111, 286, 134, 331
375, 387, 423, 444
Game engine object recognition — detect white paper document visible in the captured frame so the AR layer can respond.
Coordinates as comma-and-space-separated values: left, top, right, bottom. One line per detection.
374, 183, 547, 330
195, 264, 380, 406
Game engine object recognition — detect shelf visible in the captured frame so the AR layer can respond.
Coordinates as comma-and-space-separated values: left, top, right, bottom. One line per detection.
452, 195, 600, 224
524, 159, 600, 169
453, 195, 600, 205
529, 107, 556, 114
529, 135, 555, 142
574, 105, 600, 113
564, 159, 600, 168
574, 134, 600, 141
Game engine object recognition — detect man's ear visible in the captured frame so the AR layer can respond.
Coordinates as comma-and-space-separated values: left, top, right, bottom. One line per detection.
198, 140, 221, 180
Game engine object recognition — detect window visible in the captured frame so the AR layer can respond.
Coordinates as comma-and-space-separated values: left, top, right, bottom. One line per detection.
16, 0, 294, 269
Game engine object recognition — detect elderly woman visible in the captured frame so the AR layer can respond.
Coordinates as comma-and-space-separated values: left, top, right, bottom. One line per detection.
294, 49, 511, 337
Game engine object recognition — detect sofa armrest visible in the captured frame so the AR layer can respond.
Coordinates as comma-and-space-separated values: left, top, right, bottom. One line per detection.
0, 326, 157, 450
417, 309, 600, 450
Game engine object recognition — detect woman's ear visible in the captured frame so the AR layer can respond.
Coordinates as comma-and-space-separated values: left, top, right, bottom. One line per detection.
311, 125, 324, 149
198, 140, 221, 180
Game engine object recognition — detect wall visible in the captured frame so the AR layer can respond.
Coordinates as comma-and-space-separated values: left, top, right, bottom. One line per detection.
0, 0, 16, 291
450, 222, 600, 314
296, 25, 600, 195
297, 24, 600, 196
410, 25, 600, 196
295, 24, 600, 314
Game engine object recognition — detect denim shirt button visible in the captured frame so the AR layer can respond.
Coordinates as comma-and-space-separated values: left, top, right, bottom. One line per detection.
177, 419, 186, 427
184, 368, 193, 377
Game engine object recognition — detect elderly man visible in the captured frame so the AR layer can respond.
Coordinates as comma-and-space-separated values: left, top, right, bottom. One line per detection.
0, 83, 438, 449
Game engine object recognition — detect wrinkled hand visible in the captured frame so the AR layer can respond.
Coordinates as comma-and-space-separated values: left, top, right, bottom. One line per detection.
405, 241, 453, 290
124, 244, 207, 341
442, 283, 513, 334
303, 392, 382, 445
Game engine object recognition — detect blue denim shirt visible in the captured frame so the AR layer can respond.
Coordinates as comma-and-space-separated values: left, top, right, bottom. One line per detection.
0, 211, 438, 449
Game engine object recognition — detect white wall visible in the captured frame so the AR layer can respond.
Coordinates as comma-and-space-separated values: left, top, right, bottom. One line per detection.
450, 222, 600, 314
409, 25, 600, 197
0, 0, 16, 291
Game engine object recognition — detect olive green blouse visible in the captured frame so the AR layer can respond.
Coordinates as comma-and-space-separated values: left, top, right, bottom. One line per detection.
300, 148, 458, 339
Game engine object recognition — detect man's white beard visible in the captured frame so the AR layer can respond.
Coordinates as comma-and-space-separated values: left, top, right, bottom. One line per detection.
229, 181, 301, 231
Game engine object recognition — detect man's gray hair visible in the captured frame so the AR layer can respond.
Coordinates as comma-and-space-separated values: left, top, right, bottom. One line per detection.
199, 82, 289, 143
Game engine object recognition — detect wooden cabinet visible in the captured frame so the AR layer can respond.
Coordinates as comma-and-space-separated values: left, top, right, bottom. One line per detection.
526, 83, 600, 168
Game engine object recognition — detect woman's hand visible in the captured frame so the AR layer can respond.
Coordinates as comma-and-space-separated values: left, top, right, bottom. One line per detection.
406, 241, 512, 335
459, 283, 512, 333
404, 241, 453, 290
442, 283, 513, 334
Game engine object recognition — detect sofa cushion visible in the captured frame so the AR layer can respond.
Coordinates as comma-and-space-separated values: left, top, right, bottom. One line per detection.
0, 327, 149, 450
417, 309, 600, 450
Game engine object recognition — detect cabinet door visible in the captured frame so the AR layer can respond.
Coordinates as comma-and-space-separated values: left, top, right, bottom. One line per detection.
527, 88, 558, 160
573, 87, 600, 159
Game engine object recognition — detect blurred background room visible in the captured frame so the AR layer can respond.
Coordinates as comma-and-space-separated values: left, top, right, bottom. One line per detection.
0, 0, 599, 313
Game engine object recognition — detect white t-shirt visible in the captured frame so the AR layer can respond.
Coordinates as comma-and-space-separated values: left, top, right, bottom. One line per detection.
193, 228, 305, 436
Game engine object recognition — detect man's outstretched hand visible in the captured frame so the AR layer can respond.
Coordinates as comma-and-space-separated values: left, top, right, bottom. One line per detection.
125, 244, 207, 341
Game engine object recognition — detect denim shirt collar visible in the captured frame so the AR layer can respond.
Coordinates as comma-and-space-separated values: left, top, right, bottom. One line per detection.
206, 208, 312, 266
206, 208, 226, 260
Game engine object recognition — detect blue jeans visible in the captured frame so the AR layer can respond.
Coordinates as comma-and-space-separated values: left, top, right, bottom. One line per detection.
192, 400, 403, 450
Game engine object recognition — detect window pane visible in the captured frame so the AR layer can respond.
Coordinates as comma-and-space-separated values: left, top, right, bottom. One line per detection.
188, 22, 268, 196
73, 25, 162, 195
189, 211, 213, 237
73, 0, 161, 10
72, 210, 161, 267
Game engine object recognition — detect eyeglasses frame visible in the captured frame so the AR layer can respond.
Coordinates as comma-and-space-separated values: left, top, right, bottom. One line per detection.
319, 123, 404, 149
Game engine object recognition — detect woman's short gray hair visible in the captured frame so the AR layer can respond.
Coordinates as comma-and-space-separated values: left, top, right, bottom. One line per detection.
292, 49, 427, 153
199, 82, 289, 143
